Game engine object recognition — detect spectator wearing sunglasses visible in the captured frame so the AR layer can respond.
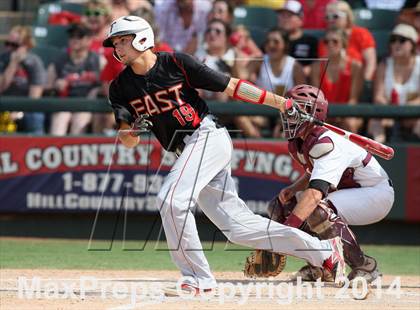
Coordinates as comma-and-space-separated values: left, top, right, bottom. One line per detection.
369, 24, 420, 143
0, 25, 46, 134
47, 24, 100, 136
311, 29, 364, 134
82, 0, 113, 59
319, 1, 376, 87
277, 0, 319, 78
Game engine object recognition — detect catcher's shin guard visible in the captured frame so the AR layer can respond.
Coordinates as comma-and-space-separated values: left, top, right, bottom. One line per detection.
306, 200, 365, 268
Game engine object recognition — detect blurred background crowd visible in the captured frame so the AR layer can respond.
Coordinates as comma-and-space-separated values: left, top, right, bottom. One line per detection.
0, 0, 419, 143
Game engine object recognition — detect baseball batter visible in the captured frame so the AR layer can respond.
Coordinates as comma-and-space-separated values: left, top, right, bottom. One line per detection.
103, 16, 345, 293
263, 84, 394, 283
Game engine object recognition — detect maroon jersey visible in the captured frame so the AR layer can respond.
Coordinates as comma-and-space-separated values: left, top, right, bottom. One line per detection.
109, 52, 230, 151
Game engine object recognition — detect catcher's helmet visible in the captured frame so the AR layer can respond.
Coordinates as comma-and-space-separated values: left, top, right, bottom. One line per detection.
102, 16, 154, 60
280, 84, 328, 139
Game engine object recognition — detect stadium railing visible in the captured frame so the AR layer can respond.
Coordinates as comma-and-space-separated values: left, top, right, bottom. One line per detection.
1, 96, 420, 118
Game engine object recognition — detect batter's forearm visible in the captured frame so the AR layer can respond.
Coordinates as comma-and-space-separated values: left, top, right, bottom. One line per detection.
118, 122, 140, 148
225, 78, 288, 113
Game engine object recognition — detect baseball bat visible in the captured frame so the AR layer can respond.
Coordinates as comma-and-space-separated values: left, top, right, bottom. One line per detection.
321, 122, 394, 160
290, 109, 395, 160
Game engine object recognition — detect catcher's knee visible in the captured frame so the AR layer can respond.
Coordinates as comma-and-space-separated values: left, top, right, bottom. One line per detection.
306, 200, 337, 236
267, 196, 297, 223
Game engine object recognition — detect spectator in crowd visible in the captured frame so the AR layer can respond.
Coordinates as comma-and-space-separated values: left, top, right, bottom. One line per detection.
196, 19, 234, 101
82, 0, 112, 67
311, 28, 364, 133
196, 18, 249, 134
229, 25, 263, 59
47, 24, 100, 136
127, 0, 153, 13
369, 24, 420, 142
0, 25, 46, 134
298, 0, 335, 29
207, 0, 234, 25
237, 28, 305, 138
154, 0, 212, 54
277, 0, 318, 77
319, 1, 376, 87
109, 0, 154, 19
109, 0, 130, 20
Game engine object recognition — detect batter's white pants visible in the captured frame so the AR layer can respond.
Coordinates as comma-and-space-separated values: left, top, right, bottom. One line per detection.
327, 180, 394, 226
156, 117, 333, 289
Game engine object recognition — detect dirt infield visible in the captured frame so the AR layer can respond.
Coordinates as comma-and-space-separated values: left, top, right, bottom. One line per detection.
1, 269, 419, 310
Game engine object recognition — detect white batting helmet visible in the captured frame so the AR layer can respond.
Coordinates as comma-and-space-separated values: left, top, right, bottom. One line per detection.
102, 16, 154, 53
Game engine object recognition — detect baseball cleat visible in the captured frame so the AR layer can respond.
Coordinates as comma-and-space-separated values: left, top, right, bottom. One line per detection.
322, 236, 346, 285
163, 283, 215, 297
348, 255, 381, 285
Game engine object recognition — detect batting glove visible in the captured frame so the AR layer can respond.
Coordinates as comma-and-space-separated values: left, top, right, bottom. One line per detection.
130, 114, 153, 137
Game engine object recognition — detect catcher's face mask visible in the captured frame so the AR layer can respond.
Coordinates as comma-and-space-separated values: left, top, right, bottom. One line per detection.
280, 99, 314, 139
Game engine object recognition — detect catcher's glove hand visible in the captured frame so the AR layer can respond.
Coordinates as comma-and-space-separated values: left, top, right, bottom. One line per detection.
244, 250, 287, 278
130, 114, 153, 136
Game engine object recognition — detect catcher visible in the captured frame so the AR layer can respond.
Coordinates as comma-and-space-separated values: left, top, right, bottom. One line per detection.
245, 85, 394, 282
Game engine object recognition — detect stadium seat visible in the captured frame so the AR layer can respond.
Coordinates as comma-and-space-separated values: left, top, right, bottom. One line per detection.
353, 9, 398, 30
36, 2, 84, 26
233, 6, 278, 30
32, 45, 63, 67
33, 25, 69, 49
347, 0, 367, 9
372, 30, 390, 60
303, 29, 325, 40
247, 26, 269, 49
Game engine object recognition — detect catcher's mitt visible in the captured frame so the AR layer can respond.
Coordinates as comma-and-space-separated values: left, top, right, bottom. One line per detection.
244, 250, 287, 278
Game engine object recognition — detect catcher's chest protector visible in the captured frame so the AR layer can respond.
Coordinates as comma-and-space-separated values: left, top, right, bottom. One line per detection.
288, 127, 362, 190
288, 127, 328, 173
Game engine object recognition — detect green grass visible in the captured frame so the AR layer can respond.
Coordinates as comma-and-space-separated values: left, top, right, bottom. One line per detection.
0, 238, 419, 275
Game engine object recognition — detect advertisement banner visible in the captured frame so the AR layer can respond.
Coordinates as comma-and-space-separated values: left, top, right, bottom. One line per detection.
0, 136, 303, 214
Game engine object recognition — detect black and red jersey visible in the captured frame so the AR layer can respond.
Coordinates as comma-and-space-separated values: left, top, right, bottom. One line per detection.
108, 52, 230, 151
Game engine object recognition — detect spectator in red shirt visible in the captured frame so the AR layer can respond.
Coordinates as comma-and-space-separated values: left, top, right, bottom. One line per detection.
318, 1, 376, 84
298, 0, 335, 29
311, 29, 363, 133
